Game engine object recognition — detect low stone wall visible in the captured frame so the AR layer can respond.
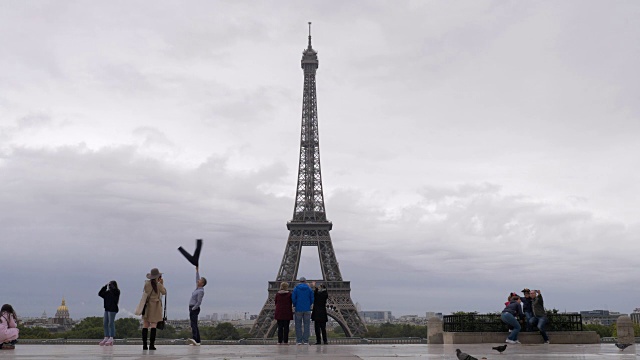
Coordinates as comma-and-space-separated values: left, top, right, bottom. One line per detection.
442, 331, 600, 344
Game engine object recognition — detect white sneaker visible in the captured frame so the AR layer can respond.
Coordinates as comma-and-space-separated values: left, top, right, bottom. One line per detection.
515, 340, 521, 344
544, 340, 550, 344
187, 338, 196, 346
505, 339, 516, 344
195, 342, 201, 346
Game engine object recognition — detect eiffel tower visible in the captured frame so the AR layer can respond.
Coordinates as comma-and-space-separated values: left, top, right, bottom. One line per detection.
250, 23, 367, 338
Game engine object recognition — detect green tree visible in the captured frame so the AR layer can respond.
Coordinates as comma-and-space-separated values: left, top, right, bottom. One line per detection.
237, 327, 251, 339
327, 324, 346, 338
115, 318, 141, 338
17, 326, 52, 339
211, 322, 240, 340
155, 324, 190, 339
363, 323, 427, 338
62, 317, 104, 339
584, 323, 614, 338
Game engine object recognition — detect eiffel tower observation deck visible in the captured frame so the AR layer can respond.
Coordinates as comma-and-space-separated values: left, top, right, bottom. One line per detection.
250, 23, 367, 338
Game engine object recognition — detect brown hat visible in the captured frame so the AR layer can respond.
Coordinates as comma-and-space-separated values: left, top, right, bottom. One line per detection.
146, 268, 163, 279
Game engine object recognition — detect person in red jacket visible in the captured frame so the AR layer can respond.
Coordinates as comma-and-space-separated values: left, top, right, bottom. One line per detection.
274, 282, 293, 344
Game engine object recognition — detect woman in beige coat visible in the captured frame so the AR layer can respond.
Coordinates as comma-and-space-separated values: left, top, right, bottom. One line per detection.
135, 268, 166, 350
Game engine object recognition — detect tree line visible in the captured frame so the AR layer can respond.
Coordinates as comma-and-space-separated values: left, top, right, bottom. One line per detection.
19, 317, 250, 340
19, 317, 428, 339
583, 323, 640, 338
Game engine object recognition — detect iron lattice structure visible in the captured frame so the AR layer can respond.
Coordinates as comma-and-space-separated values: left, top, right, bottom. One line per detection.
250, 24, 367, 338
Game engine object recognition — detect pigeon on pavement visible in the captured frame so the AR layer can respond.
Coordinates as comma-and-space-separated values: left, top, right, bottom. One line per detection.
456, 349, 479, 360
615, 343, 632, 351
492, 344, 507, 353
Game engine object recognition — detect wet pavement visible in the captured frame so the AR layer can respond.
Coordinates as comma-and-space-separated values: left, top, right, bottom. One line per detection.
0, 343, 637, 359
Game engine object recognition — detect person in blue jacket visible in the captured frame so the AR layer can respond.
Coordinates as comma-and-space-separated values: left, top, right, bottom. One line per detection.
291, 277, 314, 345
501, 295, 524, 344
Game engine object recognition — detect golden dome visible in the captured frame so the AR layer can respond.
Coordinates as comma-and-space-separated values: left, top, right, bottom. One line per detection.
57, 298, 68, 312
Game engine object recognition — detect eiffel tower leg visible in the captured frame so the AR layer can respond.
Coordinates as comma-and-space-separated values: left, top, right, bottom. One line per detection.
252, 236, 302, 338
277, 235, 302, 282
318, 237, 342, 281
326, 290, 367, 337
250, 291, 277, 338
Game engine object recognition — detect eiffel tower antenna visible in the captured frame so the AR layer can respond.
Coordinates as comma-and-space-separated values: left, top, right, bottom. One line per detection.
250, 24, 367, 338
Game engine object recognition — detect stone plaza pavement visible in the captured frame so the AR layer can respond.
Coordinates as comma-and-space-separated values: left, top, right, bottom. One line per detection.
0, 344, 637, 359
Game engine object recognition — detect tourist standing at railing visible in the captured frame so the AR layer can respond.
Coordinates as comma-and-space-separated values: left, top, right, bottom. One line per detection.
135, 268, 166, 351
501, 295, 524, 344
98, 280, 120, 346
529, 290, 550, 344
311, 282, 328, 345
274, 282, 293, 345
0, 304, 19, 349
291, 276, 314, 345
521, 288, 533, 331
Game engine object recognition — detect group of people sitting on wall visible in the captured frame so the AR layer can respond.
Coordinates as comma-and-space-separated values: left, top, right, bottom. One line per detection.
501, 288, 550, 345
274, 277, 329, 345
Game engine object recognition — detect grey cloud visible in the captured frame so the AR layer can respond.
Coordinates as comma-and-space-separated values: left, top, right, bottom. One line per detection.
202, 87, 283, 125
0, 144, 292, 315
1, 141, 638, 317
327, 183, 640, 313
0, 113, 55, 143
132, 127, 175, 148
16, 113, 53, 129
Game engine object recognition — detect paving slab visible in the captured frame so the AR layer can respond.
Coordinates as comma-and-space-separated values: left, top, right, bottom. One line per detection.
0, 344, 637, 359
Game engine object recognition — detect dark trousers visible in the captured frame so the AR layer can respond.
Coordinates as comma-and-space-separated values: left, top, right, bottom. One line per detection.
314, 321, 327, 344
277, 320, 290, 343
189, 306, 201, 343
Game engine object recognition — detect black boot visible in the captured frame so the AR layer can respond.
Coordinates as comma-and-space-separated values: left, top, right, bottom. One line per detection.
142, 328, 148, 350
149, 328, 157, 350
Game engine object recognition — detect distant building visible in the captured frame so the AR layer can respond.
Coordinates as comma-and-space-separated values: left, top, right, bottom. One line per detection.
21, 298, 76, 332
426, 312, 443, 320
53, 298, 73, 327
167, 319, 191, 330
630, 309, 640, 324
580, 310, 627, 326
360, 311, 393, 323
211, 313, 219, 321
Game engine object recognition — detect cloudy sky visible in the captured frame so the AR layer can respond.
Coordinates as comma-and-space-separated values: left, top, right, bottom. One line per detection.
1, 1, 639, 321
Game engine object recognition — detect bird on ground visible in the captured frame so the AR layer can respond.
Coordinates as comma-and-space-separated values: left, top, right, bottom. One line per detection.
492, 344, 507, 353
615, 343, 632, 351
455, 348, 479, 360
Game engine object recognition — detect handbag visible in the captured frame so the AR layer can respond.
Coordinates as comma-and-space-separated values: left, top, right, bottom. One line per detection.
156, 293, 167, 330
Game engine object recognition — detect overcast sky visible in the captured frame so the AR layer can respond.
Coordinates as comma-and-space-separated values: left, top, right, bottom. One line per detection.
1, 1, 639, 321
